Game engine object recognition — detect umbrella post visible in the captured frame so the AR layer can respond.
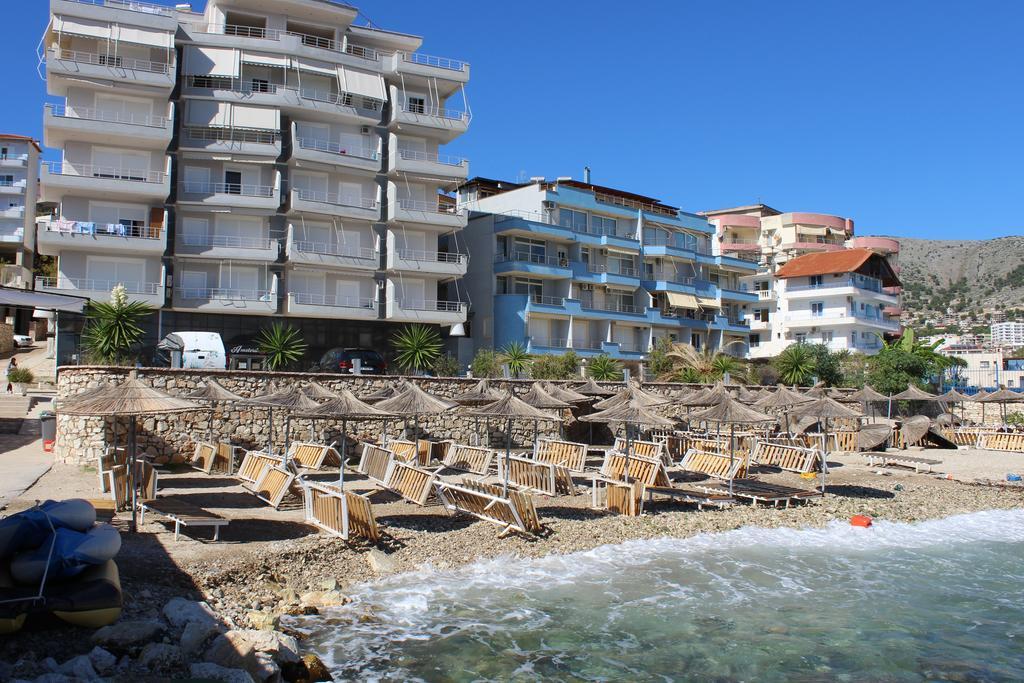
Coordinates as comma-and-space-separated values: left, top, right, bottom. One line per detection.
267, 406, 274, 454
129, 415, 138, 533
624, 421, 631, 488
339, 418, 347, 488
821, 417, 829, 494
728, 423, 734, 497
284, 414, 291, 465
503, 417, 511, 497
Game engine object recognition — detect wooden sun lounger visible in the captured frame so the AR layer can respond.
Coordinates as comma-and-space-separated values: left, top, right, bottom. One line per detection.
678, 449, 744, 482
97, 447, 128, 493
749, 440, 819, 474
107, 462, 157, 511
302, 481, 379, 542
434, 479, 542, 535
356, 443, 396, 485
939, 428, 987, 448
534, 438, 588, 473
641, 485, 735, 512
139, 497, 229, 541
832, 431, 858, 452
598, 452, 671, 487
356, 443, 435, 505
978, 432, 1024, 453
236, 450, 280, 486
190, 442, 217, 474
864, 451, 942, 473
611, 437, 670, 467
437, 443, 494, 476
499, 455, 576, 496
244, 465, 297, 509
695, 479, 821, 508
284, 441, 341, 472
386, 439, 420, 464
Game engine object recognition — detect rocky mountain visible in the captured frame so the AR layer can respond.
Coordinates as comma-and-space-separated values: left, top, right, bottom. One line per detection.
891, 236, 1024, 326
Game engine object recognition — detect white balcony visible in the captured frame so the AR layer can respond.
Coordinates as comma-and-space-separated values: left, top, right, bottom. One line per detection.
291, 134, 379, 174
387, 198, 466, 230
285, 292, 379, 320
46, 47, 175, 91
388, 52, 470, 86
36, 276, 164, 307
0, 265, 32, 289
0, 180, 26, 196
172, 287, 277, 315
785, 279, 899, 304
185, 24, 383, 71
44, 104, 172, 150
182, 77, 382, 124
286, 238, 378, 271
0, 223, 24, 243
42, 161, 169, 202
175, 233, 279, 261
288, 189, 379, 221
390, 149, 469, 180
785, 311, 901, 331
38, 222, 166, 256
387, 248, 467, 277
179, 126, 281, 158
0, 154, 28, 168
177, 181, 280, 212
390, 104, 470, 142
386, 297, 467, 325
0, 208, 24, 221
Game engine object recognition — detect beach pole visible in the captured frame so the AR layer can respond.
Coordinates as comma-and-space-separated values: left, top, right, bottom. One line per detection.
129, 415, 138, 533
283, 414, 291, 465
338, 418, 347, 488
503, 417, 511, 497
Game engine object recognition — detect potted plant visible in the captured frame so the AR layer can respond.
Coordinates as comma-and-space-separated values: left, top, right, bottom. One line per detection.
8, 367, 34, 396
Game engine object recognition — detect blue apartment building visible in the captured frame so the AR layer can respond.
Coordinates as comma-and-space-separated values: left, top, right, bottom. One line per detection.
456, 176, 757, 369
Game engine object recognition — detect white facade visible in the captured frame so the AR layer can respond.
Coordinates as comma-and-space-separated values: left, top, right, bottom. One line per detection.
0, 135, 40, 290
41, 0, 470, 326
991, 322, 1024, 349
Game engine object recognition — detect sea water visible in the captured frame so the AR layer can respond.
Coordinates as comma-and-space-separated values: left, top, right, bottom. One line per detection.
295, 510, 1024, 682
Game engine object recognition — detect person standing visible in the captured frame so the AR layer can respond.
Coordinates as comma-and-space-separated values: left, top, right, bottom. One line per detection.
5, 357, 16, 394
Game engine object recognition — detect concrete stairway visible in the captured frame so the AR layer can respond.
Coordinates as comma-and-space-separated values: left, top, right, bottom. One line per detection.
0, 395, 31, 434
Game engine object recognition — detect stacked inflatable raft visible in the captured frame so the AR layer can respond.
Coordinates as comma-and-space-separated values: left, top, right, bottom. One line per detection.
0, 499, 122, 633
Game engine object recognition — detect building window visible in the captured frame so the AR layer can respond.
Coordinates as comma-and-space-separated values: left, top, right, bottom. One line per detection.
755, 308, 769, 322
558, 208, 588, 232
795, 333, 807, 344
513, 237, 546, 262
691, 333, 702, 350
513, 277, 543, 300
811, 302, 824, 317
591, 215, 616, 236
406, 96, 426, 114
0, 175, 12, 187
822, 330, 833, 343
810, 275, 823, 287
750, 334, 760, 347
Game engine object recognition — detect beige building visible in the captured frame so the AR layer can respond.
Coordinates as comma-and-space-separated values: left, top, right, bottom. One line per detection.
0, 134, 41, 291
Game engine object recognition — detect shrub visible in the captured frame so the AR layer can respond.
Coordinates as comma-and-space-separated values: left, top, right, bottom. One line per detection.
257, 323, 307, 371
587, 354, 622, 381
531, 351, 581, 380
500, 341, 532, 378
774, 344, 815, 386
470, 348, 501, 378
431, 353, 461, 378
7, 368, 34, 385
391, 324, 442, 374
81, 284, 152, 365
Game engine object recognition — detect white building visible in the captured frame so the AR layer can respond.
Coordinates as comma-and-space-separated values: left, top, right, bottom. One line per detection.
40, 0, 470, 363
743, 248, 902, 357
0, 134, 41, 292
940, 347, 1024, 391
991, 322, 1024, 349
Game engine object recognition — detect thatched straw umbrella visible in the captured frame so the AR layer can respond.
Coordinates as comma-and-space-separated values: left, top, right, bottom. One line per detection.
468, 393, 557, 496
452, 379, 503, 447
754, 384, 812, 434
185, 379, 245, 447
572, 377, 616, 398
977, 388, 1024, 424
971, 388, 990, 424
540, 381, 590, 405
60, 376, 201, 531
789, 396, 862, 492
580, 397, 675, 488
735, 385, 759, 404
305, 388, 395, 486
247, 384, 322, 457
844, 385, 887, 419
937, 388, 970, 423
362, 383, 400, 404
520, 383, 571, 441
375, 381, 457, 442
302, 382, 343, 402
688, 397, 775, 494
890, 384, 938, 419
857, 423, 892, 451
900, 415, 931, 448
594, 384, 669, 410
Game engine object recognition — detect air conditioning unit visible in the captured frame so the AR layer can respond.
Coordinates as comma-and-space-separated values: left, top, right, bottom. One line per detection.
579, 284, 593, 291
360, 126, 372, 135
599, 248, 608, 256
541, 200, 556, 211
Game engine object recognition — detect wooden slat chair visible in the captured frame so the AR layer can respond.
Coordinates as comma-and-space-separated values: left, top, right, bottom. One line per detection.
356, 443, 397, 486
864, 451, 942, 473
285, 441, 341, 473
750, 440, 819, 474
191, 442, 218, 474
598, 452, 671, 487
386, 460, 436, 505
302, 481, 380, 542
236, 451, 280, 486
499, 455, 575, 496
107, 462, 157, 512
640, 485, 735, 513
979, 431, 1024, 453
534, 438, 588, 473
678, 449, 744, 482
386, 439, 419, 464
96, 447, 128, 493
434, 479, 542, 534
940, 428, 983, 447
439, 444, 494, 476
696, 479, 822, 508
139, 497, 229, 541
244, 465, 296, 509
605, 481, 642, 516
832, 431, 858, 452
612, 437, 670, 467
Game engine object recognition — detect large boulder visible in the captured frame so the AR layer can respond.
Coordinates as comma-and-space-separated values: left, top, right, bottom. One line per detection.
164, 597, 220, 630
234, 630, 300, 665
87, 647, 117, 677
138, 643, 183, 671
91, 619, 165, 650
204, 631, 258, 672
57, 655, 96, 680
190, 662, 256, 683
181, 619, 223, 658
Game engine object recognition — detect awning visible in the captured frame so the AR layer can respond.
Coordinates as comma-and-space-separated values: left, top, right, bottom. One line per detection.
54, 16, 111, 40
115, 24, 174, 49
696, 295, 720, 309
0, 286, 87, 314
184, 46, 240, 77
242, 51, 289, 68
339, 66, 386, 100
799, 226, 828, 236
665, 292, 698, 309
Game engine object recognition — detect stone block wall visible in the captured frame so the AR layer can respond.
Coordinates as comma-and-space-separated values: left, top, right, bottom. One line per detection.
0, 323, 12, 356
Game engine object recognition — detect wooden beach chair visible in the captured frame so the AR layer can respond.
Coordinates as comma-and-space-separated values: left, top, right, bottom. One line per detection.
437, 443, 494, 476
190, 442, 218, 474
678, 449, 745, 482
97, 447, 128, 493
749, 440, 819, 475
611, 437, 670, 467
695, 479, 822, 508
284, 441, 341, 473
302, 481, 380, 542
832, 431, 858, 452
640, 485, 735, 513
863, 451, 942, 473
356, 443, 435, 505
356, 443, 397, 485
978, 431, 1024, 453
499, 455, 576, 496
244, 465, 297, 509
534, 438, 588, 473
139, 497, 229, 541
107, 462, 157, 512
598, 451, 671, 487
434, 479, 542, 535
386, 439, 420, 464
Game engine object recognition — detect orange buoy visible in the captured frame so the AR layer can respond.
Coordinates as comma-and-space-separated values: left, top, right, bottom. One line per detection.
850, 515, 873, 528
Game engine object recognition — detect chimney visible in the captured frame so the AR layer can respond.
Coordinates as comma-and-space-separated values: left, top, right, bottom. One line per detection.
584, 166, 591, 184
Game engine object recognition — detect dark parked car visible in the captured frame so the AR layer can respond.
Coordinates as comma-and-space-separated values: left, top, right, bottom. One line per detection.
312, 348, 387, 374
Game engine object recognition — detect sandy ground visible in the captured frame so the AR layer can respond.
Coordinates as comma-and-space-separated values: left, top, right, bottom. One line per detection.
3, 443, 1023, 666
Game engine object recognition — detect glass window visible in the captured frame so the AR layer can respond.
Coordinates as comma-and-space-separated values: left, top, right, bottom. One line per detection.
810, 275, 823, 287
591, 215, 616, 235
750, 334, 760, 347
795, 333, 807, 343
558, 208, 588, 232
811, 302, 824, 317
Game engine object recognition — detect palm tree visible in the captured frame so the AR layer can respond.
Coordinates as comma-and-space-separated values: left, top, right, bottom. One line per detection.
659, 342, 748, 384
587, 354, 622, 381
81, 284, 153, 364
257, 323, 307, 371
391, 324, 443, 374
500, 341, 532, 378
774, 343, 815, 386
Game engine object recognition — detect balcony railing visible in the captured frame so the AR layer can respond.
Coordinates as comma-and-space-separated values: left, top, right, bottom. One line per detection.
44, 161, 166, 184
756, 290, 775, 300
181, 234, 277, 250
0, 179, 26, 189
292, 241, 377, 260
184, 76, 383, 111
397, 299, 466, 313
397, 249, 465, 265
180, 181, 275, 198
530, 294, 566, 306
398, 149, 466, 166
297, 137, 377, 160
46, 221, 161, 239
594, 191, 677, 218
291, 293, 376, 309
495, 251, 568, 268
585, 301, 640, 314
189, 24, 379, 62
36, 277, 160, 295
532, 338, 568, 349
398, 199, 462, 216
788, 277, 884, 294
643, 235, 711, 254
64, 0, 174, 16
50, 48, 171, 74
399, 103, 470, 122
400, 52, 468, 73
47, 104, 170, 128
183, 126, 279, 146
294, 189, 377, 209
178, 287, 274, 302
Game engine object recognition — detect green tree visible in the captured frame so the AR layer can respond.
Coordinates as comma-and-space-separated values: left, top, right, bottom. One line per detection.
470, 348, 501, 378
81, 284, 153, 365
391, 324, 443, 373
500, 341, 532, 378
257, 323, 307, 371
430, 353, 461, 377
866, 348, 930, 395
531, 351, 581, 380
646, 337, 675, 377
773, 343, 816, 386
659, 342, 749, 383
587, 354, 622, 381
805, 344, 846, 386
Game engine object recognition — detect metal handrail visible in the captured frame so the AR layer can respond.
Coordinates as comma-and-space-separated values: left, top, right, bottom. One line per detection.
585, 301, 640, 314
495, 251, 568, 267
46, 104, 170, 128
181, 234, 277, 250
788, 277, 884, 294
188, 24, 378, 62
532, 338, 568, 349
399, 103, 469, 121
293, 189, 378, 209
398, 199, 462, 215
400, 52, 468, 72
44, 161, 166, 183
46, 222, 161, 239
530, 295, 566, 306
183, 126, 280, 144
297, 137, 377, 160
397, 299, 465, 312
571, 340, 603, 350
494, 209, 555, 225
594, 191, 677, 218
292, 241, 377, 260
50, 48, 171, 74
189, 24, 280, 39
397, 249, 465, 264
0, 208, 24, 217
398, 149, 466, 166
178, 288, 274, 302
184, 76, 384, 109
0, 179, 26, 188
180, 181, 275, 198
608, 265, 638, 277
36, 277, 160, 294
290, 293, 376, 309
63, 0, 174, 17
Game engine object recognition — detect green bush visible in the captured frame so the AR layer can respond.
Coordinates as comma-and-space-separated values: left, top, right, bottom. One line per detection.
7, 368, 34, 384
500, 341, 532, 378
587, 354, 622, 381
470, 349, 501, 378
431, 353, 461, 378
531, 351, 580, 380
391, 324, 442, 374
257, 323, 307, 371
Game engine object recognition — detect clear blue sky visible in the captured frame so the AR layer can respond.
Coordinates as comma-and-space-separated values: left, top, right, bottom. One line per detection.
8, 0, 1023, 239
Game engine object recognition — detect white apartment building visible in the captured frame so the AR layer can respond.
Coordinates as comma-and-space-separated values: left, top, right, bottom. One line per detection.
991, 322, 1024, 349
0, 135, 40, 291
40, 0, 470, 362
742, 248, 902, 357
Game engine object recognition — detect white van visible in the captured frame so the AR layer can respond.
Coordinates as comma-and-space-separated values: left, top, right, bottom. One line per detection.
157, 332, 226, 370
